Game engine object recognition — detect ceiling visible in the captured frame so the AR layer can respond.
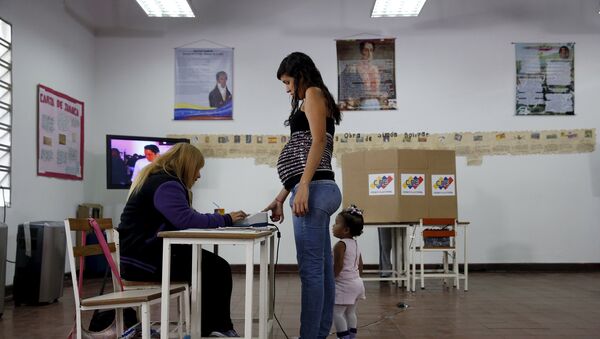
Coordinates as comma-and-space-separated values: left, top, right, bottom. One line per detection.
63, 0, 600, 37
63, 0, 206, 36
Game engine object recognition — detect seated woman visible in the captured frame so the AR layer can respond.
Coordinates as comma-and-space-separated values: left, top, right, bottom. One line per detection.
118, 142, 247, 337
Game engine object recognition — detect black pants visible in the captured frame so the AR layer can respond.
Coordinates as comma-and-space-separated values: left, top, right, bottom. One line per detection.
122, 246, 234, 336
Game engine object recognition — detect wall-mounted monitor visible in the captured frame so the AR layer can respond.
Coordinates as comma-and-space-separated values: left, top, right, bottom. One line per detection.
106, 134, 190, 189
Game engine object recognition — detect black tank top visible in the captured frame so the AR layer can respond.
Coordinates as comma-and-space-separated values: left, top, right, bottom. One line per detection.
276, 110, 335, 190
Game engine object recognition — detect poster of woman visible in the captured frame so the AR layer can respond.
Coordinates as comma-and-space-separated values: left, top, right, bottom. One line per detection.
336, 38, 396, 111
174, 48, 234, 120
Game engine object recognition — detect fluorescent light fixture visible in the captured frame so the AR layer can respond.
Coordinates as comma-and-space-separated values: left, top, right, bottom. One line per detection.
136, 0, 195, 17
372, 0, 427, 17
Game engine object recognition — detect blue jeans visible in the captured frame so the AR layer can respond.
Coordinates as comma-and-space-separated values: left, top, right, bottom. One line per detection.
290, 180, 342, 339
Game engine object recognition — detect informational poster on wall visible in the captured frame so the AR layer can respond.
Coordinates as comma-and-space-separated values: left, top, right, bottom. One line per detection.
515, 43, 574, 115
174, 48, 233, 120
336, 38, 396, 111
400, 174, 425, 196
432, 175, 456, 196
37, 84, 84, 180
368, 173, 395, 195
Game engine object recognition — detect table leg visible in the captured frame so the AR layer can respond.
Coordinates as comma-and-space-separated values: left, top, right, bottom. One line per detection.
269, 235, 275, 339
191, 244, 202, 338
392, 228, 399, 286
160, 240, 171, 339
464, 226, 468, 291
259, 239, 268, 339
402, 227, 409, 291
244, 243, 254, 339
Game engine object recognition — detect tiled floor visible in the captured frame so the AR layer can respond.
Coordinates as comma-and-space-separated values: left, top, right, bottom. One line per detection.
1, 272, 599, 338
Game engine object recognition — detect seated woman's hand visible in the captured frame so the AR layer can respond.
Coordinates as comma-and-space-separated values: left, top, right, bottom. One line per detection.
228, 210, 248, 223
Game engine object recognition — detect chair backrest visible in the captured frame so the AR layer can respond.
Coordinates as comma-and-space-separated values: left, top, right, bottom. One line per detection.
64, 218, 121, 308
421, 218, 456, 227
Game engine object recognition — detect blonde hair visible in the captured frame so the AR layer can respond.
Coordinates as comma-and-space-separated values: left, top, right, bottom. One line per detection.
128, 143, 205, 200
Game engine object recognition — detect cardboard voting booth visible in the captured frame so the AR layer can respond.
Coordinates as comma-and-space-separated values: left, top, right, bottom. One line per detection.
341, 149, 457, 223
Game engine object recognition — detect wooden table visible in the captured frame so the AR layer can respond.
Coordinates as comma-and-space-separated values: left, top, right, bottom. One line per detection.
362, 222, 413, 290
158, 228, 276, 339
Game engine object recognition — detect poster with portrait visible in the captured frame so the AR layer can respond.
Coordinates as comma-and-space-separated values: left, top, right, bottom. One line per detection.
336, 38, 396, 111
174, 48, 233, 120
37, 84, 84, 180
515, 43, 574, 115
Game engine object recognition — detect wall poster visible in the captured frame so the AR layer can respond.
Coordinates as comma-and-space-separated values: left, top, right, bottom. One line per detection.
368, 173, 395, 196
336, 38, 396, 111
174, 48, 234, 120
37, 84, 84, 180
515, 43, 574, 115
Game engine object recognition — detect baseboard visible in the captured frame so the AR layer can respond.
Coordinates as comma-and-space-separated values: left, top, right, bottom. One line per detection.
230, 263, 600, 274
4, 264, 598, 298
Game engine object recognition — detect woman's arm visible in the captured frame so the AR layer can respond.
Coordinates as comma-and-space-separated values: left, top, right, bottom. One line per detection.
263, 187, 289, 223
293, 87, 328, 216
333, 241, 346, 278
154, 181, 244, 229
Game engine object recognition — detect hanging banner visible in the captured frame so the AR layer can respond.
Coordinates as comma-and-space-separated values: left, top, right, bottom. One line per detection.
515, 43, 574, 115
174, 48, 234, 120
336, 38, 397, 111
37, 84, 84, 180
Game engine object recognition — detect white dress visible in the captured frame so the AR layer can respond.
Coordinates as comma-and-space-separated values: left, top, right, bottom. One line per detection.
335, 238, 366, 305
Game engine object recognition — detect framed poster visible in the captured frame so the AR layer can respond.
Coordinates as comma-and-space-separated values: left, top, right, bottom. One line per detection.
336, 38, 396, 111
174, 48, 234, 120
37, 84, 84, 180
515, 43, 574, 115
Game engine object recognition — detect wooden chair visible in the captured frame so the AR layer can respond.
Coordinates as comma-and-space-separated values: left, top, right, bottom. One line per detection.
64, 218, 187, 339
411, 218, 460, 290
110, 228, 190, 335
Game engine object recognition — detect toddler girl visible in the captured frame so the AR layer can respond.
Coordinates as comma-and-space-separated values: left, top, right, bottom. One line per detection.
332, 205, 365, 339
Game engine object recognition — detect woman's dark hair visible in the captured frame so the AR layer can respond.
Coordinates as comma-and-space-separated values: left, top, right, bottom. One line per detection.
277, 52, 341, 126
339, 205, 364, 237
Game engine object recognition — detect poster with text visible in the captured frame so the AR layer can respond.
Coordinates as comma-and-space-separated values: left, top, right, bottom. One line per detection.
432, 175, 456, 196
368, 173, 395, 195
336, 38, 396, 111
400, 173, 425, 196
515, 43, 574, 115
174, 48, 233, 120
37, 84, 84, 180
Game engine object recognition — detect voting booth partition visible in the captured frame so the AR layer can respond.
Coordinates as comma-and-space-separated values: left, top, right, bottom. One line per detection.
341, 149, 458, 222
341, 149, 467, 291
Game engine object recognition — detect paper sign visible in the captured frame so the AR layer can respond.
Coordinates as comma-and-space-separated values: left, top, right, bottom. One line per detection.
432, 174, 456, 196
368, 173, 395, 195
400, 174, 425, 195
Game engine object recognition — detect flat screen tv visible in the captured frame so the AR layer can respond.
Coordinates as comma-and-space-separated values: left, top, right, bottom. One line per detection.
106, 134, 190, 189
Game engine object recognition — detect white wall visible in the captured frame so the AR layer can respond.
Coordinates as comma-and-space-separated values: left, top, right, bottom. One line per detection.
3, 0, 600, 286
0, 0, 96, 284
90, 0, 600, 265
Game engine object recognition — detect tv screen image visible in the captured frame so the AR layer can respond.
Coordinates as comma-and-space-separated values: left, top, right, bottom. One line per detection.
106, 135, 190, 189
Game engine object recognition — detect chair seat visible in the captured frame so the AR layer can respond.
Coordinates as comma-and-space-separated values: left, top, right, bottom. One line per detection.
81, 288, 162, 307
418, 246, 456, 251
81, 285, 186, 307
